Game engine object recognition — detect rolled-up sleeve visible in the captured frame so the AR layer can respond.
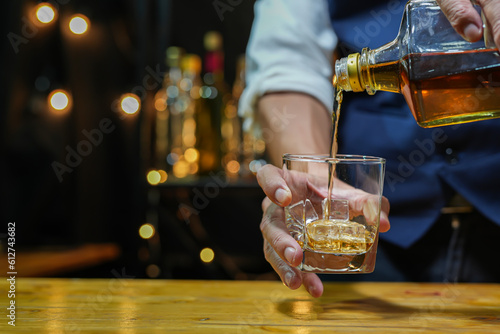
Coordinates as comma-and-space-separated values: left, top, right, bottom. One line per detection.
238, 0, 337, 132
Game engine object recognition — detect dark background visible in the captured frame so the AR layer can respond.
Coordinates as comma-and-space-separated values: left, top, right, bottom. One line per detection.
0, 0, 271, 280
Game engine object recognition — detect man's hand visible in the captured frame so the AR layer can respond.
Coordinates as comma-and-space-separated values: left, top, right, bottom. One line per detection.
257, 164, 390, 298
437, 0, 500, 49
260, 197, 325, 297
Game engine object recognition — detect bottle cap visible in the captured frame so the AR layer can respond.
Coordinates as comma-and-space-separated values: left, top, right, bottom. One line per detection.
346, 53, 363, 92
335, 53, 364, 92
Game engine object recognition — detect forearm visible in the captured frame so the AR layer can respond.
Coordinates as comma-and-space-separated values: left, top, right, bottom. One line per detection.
257, 92, 332, 166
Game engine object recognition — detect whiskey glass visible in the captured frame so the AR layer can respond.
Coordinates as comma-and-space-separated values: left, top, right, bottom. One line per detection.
283, 154, 385, 273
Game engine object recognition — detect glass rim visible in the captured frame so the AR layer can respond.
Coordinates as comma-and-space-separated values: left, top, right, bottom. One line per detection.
282, 153, 385, 164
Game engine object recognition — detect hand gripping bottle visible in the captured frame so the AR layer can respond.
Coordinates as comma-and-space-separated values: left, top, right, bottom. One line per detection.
335, 0, 499, 127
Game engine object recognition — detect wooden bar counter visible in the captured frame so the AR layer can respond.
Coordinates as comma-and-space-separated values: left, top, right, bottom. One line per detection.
1, 278, 500, 333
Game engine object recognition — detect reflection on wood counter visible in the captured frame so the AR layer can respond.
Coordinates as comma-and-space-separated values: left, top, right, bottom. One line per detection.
1, 278, 500, 333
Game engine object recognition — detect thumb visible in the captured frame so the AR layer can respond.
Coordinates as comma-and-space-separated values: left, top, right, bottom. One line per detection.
437, 0, 483, 42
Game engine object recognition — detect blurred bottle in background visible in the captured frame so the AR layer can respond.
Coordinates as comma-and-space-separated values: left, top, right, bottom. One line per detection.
147, 35, 267, 183
170, 53, 202, 179
220, 54, 243, 180
147, 47, 184, 184
199, 31, 227, 175
149, 49, 203, 182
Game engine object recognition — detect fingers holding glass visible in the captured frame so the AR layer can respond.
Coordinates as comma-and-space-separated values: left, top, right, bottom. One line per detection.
282, 154, 386, 274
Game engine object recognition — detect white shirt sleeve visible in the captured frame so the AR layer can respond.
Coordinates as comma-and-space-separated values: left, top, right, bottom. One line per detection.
238, 0, 337, 133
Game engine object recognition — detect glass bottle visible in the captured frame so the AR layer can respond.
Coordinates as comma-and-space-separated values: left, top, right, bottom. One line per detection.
174, 54, 202, 179
200, 31, 227, 174
335, 0, 499, 128
221, 55, 245, 179
150, 46, 183, 175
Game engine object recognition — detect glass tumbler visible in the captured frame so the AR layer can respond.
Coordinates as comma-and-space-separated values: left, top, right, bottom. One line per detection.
283, 154, 386, 273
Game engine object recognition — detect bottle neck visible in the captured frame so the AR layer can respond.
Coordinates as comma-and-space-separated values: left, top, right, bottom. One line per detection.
335, 48, 373, 94
335, 46, 401, 95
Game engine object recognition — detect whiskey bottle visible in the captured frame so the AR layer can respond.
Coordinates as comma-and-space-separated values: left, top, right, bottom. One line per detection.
335, 0, 499, 128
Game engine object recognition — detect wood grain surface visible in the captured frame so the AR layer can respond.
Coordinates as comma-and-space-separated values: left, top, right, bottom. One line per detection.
1, 278, 500, 333
0, 244, 120, 277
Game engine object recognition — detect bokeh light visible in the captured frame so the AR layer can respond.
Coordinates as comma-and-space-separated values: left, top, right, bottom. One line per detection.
35, 4, 56, 24
249, 159, 266, 174
167, 153, 179, 165
147, 170, 161, 185
200, 248, 215, 263
154, 98, 166, 111
48, 89, 72, 115
146, 264, 161, 278
226, 160, 240, 174
190, 86, 201, 99
225, 104, 237, 119
184, 148, 199, 163
69, 14, 90, 35
182, 134, 196, 147
173, 160, 189, 178
158, 170, 168, 183
189, 163, 199, 175
254, 140, 266, 154
120, 94, 141, 115
139, 223, 155, 239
